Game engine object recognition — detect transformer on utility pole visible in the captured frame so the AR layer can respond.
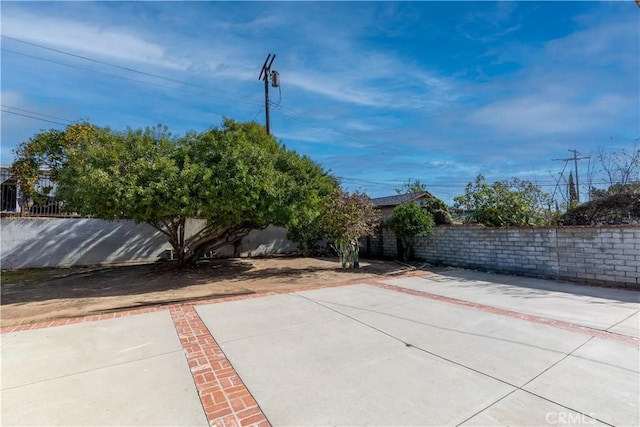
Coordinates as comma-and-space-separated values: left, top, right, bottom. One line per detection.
258, 53, 278, 135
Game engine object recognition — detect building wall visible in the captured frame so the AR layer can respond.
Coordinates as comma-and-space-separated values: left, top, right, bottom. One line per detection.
0, 217, 296, 269
388, 225, 639, 288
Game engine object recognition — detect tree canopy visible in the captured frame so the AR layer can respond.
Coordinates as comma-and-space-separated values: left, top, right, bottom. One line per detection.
454, 174, 554, 227
562, 183, 640, 225
14, 119, 336, 266
11, 124, 88, 210
386, 202, 434, 261
395, 178, 428, 195
322, 189, 380, 268
395, 178, 452, 225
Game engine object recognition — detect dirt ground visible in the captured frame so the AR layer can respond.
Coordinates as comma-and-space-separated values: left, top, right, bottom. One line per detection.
1, 257, 415, 327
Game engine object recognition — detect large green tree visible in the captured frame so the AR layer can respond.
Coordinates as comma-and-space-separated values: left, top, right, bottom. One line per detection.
454, 174, 555, 227
14, 119, 335, 266
386, 202, 434, 261
285, 169, 339, 256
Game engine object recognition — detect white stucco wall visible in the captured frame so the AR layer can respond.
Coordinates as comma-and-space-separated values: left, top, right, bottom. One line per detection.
0, 217, 296, 269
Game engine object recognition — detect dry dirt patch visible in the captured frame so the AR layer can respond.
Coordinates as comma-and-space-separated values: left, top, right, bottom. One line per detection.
1, 257, 411, 327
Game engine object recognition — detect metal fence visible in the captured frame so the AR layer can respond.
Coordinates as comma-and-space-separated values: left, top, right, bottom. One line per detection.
0, 168, 81, 218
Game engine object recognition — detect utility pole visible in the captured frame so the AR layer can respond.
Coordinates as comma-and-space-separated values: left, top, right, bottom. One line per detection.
258, 53, 277, 135
552, 149, 590, 202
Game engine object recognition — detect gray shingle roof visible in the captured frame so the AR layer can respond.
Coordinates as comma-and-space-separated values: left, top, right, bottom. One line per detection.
371, 191, 432, 207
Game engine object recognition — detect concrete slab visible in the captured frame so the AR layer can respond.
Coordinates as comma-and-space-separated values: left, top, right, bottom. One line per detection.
1, 312, 207, 426
1, 352, 207, 426
3, 271, 638, 427
524, 338, 640, 426
328, 288, 590, 386
383, 273, 640, 331
296, 282, 425, 314
2, 311, 182, 388
608, 311, 640, 338
461, 390, 606, 426
194, 293, 337, 343
427, 269, 640, 305
197, 290, 515, 426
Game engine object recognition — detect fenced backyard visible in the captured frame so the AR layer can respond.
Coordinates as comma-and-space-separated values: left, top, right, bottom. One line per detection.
3, 215, 638, 289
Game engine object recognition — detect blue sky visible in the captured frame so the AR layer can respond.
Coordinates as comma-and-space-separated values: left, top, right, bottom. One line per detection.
1, 1, 638, 204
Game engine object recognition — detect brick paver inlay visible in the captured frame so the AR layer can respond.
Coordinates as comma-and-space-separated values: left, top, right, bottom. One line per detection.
169, 304, 270, 427
371, 281, 640, 346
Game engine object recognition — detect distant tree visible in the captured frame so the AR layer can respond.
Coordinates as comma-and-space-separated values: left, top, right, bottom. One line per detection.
563, 182, 640, 225
386, 202, 434, 261
454, 174, 555, 227
568, 171, 578, 205
322, 189, 380, 268
395, 178, 452, 224
597, 142, 639, 189
395, 178, 427, 194
16, 119, 334, 267
584, 141, 640, 201
11, 124, 92, 211
422, 197, 453, 225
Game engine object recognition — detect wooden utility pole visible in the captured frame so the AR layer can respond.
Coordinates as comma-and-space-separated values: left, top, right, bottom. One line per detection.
258, 54, 276, 135
553, 149, 590, 202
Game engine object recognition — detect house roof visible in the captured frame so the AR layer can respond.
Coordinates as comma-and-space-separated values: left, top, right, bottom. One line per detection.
371, 191, 433, 207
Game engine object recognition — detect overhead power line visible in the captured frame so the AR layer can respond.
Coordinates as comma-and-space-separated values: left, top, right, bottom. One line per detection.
4, 48, 267, 112
1, 105, 72, 123
552, 149, 590, 202
3, 35, 201, 89
3, 36, 374, 147
1, 35, 264, 107
1, 109, 69, 126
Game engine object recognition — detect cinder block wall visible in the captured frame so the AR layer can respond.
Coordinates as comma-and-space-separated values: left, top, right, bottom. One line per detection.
555, 227, 639, 287
392, 226, 639, 288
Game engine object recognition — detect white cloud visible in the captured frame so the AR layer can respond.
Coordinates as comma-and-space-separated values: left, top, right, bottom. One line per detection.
2, 10, 187, 70
285, 61, 458, 110
470, 93, 632, 136
545, 19, 638, 67
467, 9, 638, 139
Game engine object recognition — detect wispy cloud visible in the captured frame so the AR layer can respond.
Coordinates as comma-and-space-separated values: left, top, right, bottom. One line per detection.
1, 1, 635, 202
285, 59, 458, 110
470, 94, 631, 136
457, 1, 521, 42
465, 7, 637, 140
2, 10, 187, 70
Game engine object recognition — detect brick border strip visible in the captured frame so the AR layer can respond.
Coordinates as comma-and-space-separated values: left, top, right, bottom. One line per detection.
169, 305, 270, 427
371, 281, 640, 346
0, 270, 425, 334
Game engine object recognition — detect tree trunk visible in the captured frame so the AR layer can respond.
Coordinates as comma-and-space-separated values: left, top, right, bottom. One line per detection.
396, 237, 405, 261
151, 219, 254, 268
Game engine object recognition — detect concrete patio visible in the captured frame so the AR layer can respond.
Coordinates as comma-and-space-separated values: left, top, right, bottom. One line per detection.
2, 269, 638, 426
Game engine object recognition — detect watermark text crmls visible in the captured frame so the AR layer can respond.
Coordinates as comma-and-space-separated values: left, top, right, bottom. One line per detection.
546, 411, 597, 425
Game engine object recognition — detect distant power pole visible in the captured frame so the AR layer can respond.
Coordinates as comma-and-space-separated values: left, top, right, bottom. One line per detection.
553, 149, 590, 202
258, 53, 279, 135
